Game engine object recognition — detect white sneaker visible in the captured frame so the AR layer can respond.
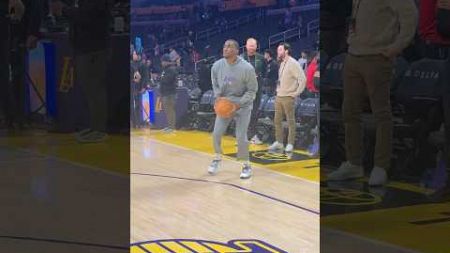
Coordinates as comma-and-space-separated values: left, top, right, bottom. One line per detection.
77, 131, 109, 144
268, 141, 284, 152
285, 143, 294, 152
251, 135, 263, 145
74, 128, 92, 139
162, 127, 175, 133
240, 164, 252, 179
368, 166, 388, 186
208, 159, 221, 175
327, 161, 364, 181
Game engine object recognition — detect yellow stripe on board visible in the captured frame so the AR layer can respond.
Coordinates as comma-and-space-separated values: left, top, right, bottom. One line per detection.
160, 241, 193, 253
203, 243, 246, 253
4, 130, 129, 175
135, 129, 319, 182
323, 203, 450, 253
131, 245, 148, 253
141, 243, 171, 253
179, 241, 212, 253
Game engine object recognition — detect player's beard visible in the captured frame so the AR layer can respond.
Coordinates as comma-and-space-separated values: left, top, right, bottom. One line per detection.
277, 54, 285, 63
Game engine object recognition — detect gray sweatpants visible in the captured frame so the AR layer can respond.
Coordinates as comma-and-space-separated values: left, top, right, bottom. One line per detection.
212, 107, 252, 161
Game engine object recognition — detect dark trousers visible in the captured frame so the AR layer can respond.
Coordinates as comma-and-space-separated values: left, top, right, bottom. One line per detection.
262, 78, 276, 96
248, 78, 263, 138
161, 94, 176, 129
10, 42, 27, 124
0, 17, 15, 123
131, 93, 143, 128
75, 49, 110, 132
444, 62, 450, 168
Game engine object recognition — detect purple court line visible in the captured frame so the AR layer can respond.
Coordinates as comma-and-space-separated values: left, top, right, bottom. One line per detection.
0, 235, 128, 250
131, 172, 320, 216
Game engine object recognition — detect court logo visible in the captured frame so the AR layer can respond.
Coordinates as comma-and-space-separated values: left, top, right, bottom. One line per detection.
226, 150, 314, 165
252, 151, 291, 162
60, 56, 74, 93
155, 97, 163, 112
131, 239, 288, 253
321, 187, 382, 206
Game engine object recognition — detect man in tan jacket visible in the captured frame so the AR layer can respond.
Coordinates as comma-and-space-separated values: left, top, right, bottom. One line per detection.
328, 0, 418, 186
269, 43, 306, 153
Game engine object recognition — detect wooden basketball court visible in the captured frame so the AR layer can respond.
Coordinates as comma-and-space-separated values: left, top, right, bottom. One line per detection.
0, 130, 129, 253
131, 130, 320, 253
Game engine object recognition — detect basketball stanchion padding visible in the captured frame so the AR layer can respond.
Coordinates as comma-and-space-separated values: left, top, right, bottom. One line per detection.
214, 97, 239, 119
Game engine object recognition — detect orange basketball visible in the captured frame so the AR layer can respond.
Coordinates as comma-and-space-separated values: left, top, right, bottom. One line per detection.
214, 98, 237, 118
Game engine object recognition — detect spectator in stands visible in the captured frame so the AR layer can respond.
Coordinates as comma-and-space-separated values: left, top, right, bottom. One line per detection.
131, 51, 148, 129
197, 59, 213, 95
1, 0, 24, 129
204, 45, 212, 58
154, 43, 161, 58
241, 38, 266, 145
145, 59, 154, 84
297, 13, 303, 32
269, 42, 306, 153
283, 8, 293, 29
188, 30, 195, 41
169, 47, 181, 66
7, 0, 42, 129
63, 0, 113, 143
304, 51, 319, 96
298, 51, 308, 70
418, 0, 450, 59
264, 49, 279, 96
424, 0, 450, 197
327, 0, 418, 186
160, 54, 179, 133
190, 47, 201, 66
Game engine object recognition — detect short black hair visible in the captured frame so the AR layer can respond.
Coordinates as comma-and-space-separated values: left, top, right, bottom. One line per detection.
225, 39, 239, 50
264, 49, 273, 57
278, 42, 291, 54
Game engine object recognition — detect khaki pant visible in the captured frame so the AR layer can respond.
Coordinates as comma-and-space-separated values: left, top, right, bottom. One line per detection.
274, 96, 296, 145
343, 54, 393, 169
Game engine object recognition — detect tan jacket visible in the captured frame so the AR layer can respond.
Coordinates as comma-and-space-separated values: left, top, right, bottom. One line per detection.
348, 0, 418, 56
276, 56, 306, 98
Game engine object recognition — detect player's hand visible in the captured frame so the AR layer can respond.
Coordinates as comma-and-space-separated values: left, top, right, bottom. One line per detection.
134, 71, 142, 82
8, 0, 25, 21
381, 47, 400, 61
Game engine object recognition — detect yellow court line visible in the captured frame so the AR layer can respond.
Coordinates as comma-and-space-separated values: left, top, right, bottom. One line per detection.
322, 203, 450, 253
136, 129, 320, 182
322, 172, 434, 195
4, 130, 129, 175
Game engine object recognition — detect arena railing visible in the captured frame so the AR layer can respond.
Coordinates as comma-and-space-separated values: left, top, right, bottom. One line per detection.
160, 10, 264, 52
267, 18, 318, 48
268, 27, 301, 48
307, 19, 319, 36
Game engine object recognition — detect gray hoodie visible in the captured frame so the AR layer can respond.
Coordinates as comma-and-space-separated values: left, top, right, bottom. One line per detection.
211, 56, 258, 109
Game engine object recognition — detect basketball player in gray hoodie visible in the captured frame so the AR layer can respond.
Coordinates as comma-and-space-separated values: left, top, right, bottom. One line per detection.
208, 39, 258, 179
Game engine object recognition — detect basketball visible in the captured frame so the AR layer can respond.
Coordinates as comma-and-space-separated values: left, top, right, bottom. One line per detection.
214, 97, 238, 118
